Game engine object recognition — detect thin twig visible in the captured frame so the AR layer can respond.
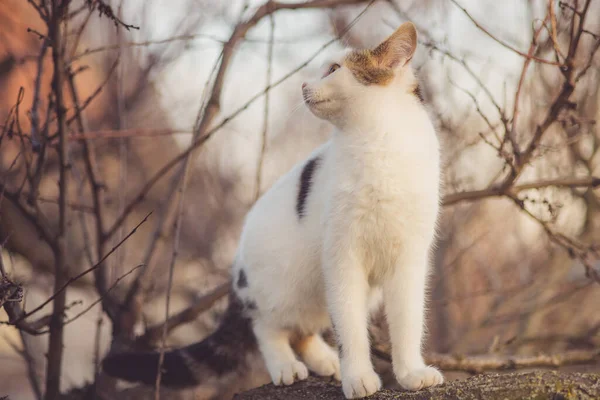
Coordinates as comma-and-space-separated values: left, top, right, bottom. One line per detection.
29, 38, 49, 150
548, 0, 565, 60
508, 13, 550, 157
27, 28, 48, 41
64, 57, 119, 127
68, 7, 94, 60
0, 185, 56, 245
93, 310, 103, 380
13, 212, 151, 324
254, 12, 275, 201
27, 0, 48, 21
138, 282, 230, 348
66, 64, 117, 321
446, 75, 500, 148
71, 32, 328, 61
64, 128, 194, 140
36, 264, 145, 333
449, 0, 561, 66
154, 164, 192, 397
85, 0, 140, 30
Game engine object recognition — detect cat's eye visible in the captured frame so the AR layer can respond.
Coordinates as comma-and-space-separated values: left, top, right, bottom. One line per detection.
323, 63, 341, 78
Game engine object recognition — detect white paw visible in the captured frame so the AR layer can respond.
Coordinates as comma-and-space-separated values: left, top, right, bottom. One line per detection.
396, 366, 444, 391
342, 368, 382, 399
269, 360, 309, 386
303, 345, 341, 380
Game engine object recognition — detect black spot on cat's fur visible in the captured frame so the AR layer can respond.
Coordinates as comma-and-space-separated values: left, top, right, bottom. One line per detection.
413, 84, 424, 102
297, 156, 321, 219
237, 269, 248, 288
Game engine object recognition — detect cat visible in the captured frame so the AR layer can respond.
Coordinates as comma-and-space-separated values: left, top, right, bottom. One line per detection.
102, 21, 444, 399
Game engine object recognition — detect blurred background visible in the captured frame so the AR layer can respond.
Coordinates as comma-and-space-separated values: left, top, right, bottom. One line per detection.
1, 0, 599, 399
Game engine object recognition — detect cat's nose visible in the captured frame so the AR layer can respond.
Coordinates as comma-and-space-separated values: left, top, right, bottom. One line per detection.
302, 83, 307, 90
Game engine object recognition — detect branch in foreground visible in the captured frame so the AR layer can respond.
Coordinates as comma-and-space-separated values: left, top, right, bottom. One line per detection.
233, 371, 600, 400
442, 176, 600, 206
373, 348, 600, 375
428, 350, 600, 374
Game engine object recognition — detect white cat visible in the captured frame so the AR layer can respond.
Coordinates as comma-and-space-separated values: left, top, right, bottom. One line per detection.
103, 21, 443, 399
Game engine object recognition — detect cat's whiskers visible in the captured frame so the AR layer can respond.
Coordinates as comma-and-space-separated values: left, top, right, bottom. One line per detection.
282, 99, 308, 124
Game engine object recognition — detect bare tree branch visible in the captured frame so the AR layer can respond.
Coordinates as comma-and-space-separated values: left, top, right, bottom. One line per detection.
372, 347, 600, 374
85, 0, 139, 30
254, 12, 275, 201
46, 0, 70, 395
449, 0, 561, 66
66, 63, 119, 322
443, 176, 600, 206
137, 282, 230, 348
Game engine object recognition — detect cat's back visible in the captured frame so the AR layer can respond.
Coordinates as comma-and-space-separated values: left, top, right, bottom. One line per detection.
234, 141, 333, 331
238, 140, 332, 268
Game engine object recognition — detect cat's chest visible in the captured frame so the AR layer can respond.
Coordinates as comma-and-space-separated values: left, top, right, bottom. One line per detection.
326, 139, 438, 220
329, 151, 436, 224
336, 151, 408, 202
331, 168, 407, 232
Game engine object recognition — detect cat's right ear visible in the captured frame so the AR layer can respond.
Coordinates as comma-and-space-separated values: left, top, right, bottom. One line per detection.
371, 22, 417, 69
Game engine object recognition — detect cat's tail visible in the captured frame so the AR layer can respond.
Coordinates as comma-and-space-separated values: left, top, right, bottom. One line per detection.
101, 292, 257, 387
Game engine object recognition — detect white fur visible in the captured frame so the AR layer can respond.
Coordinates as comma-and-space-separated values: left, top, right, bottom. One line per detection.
233, 24, 443, 399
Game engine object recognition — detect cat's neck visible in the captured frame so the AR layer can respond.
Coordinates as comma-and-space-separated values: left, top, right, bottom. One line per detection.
334, 93, 426, 141
333, 68, 422, 133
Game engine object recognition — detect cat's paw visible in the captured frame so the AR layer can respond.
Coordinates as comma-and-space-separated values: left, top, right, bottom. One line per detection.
396, 366, 444, 391
342, 368, 382, 399
306, 349, 341, 380
301, 341, 341, 380
269, 360, 309, 386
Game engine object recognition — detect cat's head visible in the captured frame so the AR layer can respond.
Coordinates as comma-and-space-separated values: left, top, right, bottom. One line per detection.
302, 22, 419, 125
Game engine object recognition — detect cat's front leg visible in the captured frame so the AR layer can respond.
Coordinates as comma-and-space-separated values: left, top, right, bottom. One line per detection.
383, 241, 444, 390
323, 244, 381, 399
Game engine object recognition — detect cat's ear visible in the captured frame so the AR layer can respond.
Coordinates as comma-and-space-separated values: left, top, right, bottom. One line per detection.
372, 22, 417, 69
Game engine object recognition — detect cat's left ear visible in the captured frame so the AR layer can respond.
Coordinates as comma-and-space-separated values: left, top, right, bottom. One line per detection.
372, 22, 417, 69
